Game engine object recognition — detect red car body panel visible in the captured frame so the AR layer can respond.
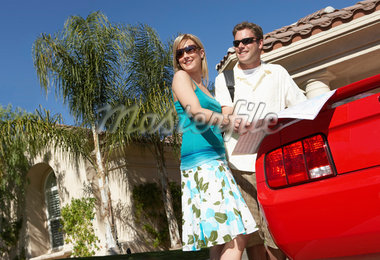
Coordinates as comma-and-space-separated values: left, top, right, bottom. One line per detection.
255, 74, 380, 259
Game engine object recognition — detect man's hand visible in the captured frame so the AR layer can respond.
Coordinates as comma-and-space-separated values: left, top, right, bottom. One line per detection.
230, 115, 251, 134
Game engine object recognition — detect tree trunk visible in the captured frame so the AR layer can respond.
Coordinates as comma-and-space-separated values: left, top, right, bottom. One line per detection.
154, 142, 181, 249
91, 124, 117, 252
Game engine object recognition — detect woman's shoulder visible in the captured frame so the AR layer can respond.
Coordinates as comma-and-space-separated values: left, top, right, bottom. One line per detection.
173, 70, 191, 80
172, 70, 193, 88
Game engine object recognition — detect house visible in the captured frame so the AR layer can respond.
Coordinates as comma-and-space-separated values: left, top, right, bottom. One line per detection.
19, 0, 380, 259
23, 141, 181, 259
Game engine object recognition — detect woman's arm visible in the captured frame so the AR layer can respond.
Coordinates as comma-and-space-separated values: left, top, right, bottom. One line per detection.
172, 70, 229, 126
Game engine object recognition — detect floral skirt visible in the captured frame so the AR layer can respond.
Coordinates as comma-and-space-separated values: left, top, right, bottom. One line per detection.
181, 159, 258, 251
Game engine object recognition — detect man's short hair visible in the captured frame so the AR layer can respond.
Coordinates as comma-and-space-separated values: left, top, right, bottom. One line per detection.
233, 21, 263, 40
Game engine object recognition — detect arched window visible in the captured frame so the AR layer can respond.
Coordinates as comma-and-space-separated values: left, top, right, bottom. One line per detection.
44, 172, 64, 248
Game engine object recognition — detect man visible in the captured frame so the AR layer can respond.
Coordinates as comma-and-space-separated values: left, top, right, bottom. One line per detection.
215, 21, 307, 260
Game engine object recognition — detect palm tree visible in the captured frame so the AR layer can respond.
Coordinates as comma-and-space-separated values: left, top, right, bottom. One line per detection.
33, 12, 129, 251
139, 86, 181, 249
0, 105, 89, 258
107, 24, 182, 248
123, 24, 173, 99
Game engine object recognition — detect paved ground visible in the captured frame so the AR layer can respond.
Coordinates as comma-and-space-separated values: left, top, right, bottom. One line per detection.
62, 248, 250, 259
62, 249, 210, 259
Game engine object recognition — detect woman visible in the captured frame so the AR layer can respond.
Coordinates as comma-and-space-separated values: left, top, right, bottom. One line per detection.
171, 33, 257, 260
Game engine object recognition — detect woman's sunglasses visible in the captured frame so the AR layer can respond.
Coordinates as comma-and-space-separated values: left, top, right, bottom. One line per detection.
176, 45, 199, 59
233, 37, 258, 47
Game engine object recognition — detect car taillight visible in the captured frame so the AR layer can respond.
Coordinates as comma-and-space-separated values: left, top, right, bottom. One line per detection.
265, 134, 335, 189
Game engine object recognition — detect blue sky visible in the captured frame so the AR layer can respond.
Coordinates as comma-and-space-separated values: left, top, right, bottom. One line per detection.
0, 0, 358, 126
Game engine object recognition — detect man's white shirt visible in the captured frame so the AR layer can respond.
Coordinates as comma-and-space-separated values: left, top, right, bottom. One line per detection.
215, 62, 306, 172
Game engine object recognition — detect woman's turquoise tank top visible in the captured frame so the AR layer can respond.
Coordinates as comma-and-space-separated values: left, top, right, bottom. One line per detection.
174, 84, 226, 170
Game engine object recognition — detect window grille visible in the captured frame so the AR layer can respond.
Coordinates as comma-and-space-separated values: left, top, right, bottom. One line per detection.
45, 172, 64, 248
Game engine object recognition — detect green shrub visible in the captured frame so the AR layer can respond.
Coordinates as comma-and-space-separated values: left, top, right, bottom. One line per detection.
132, 182, 181, 248
60, 197, 99, 257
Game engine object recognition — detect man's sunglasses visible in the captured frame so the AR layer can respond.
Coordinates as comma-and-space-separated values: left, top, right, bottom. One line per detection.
233, 37, 258, 47
176, 45, 199, 59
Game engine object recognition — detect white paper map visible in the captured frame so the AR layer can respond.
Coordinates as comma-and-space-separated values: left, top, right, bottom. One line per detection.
232, 90, 336, 155
277, 89, 336, 120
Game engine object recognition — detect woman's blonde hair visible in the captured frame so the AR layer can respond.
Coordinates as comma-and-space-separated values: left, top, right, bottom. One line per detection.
172, 34, 209, 85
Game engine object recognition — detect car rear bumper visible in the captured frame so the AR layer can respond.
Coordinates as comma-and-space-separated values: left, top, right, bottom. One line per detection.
257, 166, 380, 260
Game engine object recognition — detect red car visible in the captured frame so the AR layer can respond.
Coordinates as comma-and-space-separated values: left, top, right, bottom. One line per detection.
255, 74, 380, 260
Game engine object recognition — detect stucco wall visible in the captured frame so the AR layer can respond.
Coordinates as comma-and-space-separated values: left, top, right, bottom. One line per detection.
24, 142, 180, 259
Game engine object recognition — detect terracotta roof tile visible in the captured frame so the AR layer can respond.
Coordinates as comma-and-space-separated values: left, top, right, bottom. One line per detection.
263, 0, 380, 52
216, 0, 380, 71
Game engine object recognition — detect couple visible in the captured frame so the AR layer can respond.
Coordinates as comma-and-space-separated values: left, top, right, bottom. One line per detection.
171, 21, 306, 260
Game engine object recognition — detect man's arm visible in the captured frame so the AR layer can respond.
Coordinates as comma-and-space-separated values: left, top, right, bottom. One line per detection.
281, 67, 307, 107
215, 73, 241, 131
215, 73, 234, 108
215, 73, 253, 133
